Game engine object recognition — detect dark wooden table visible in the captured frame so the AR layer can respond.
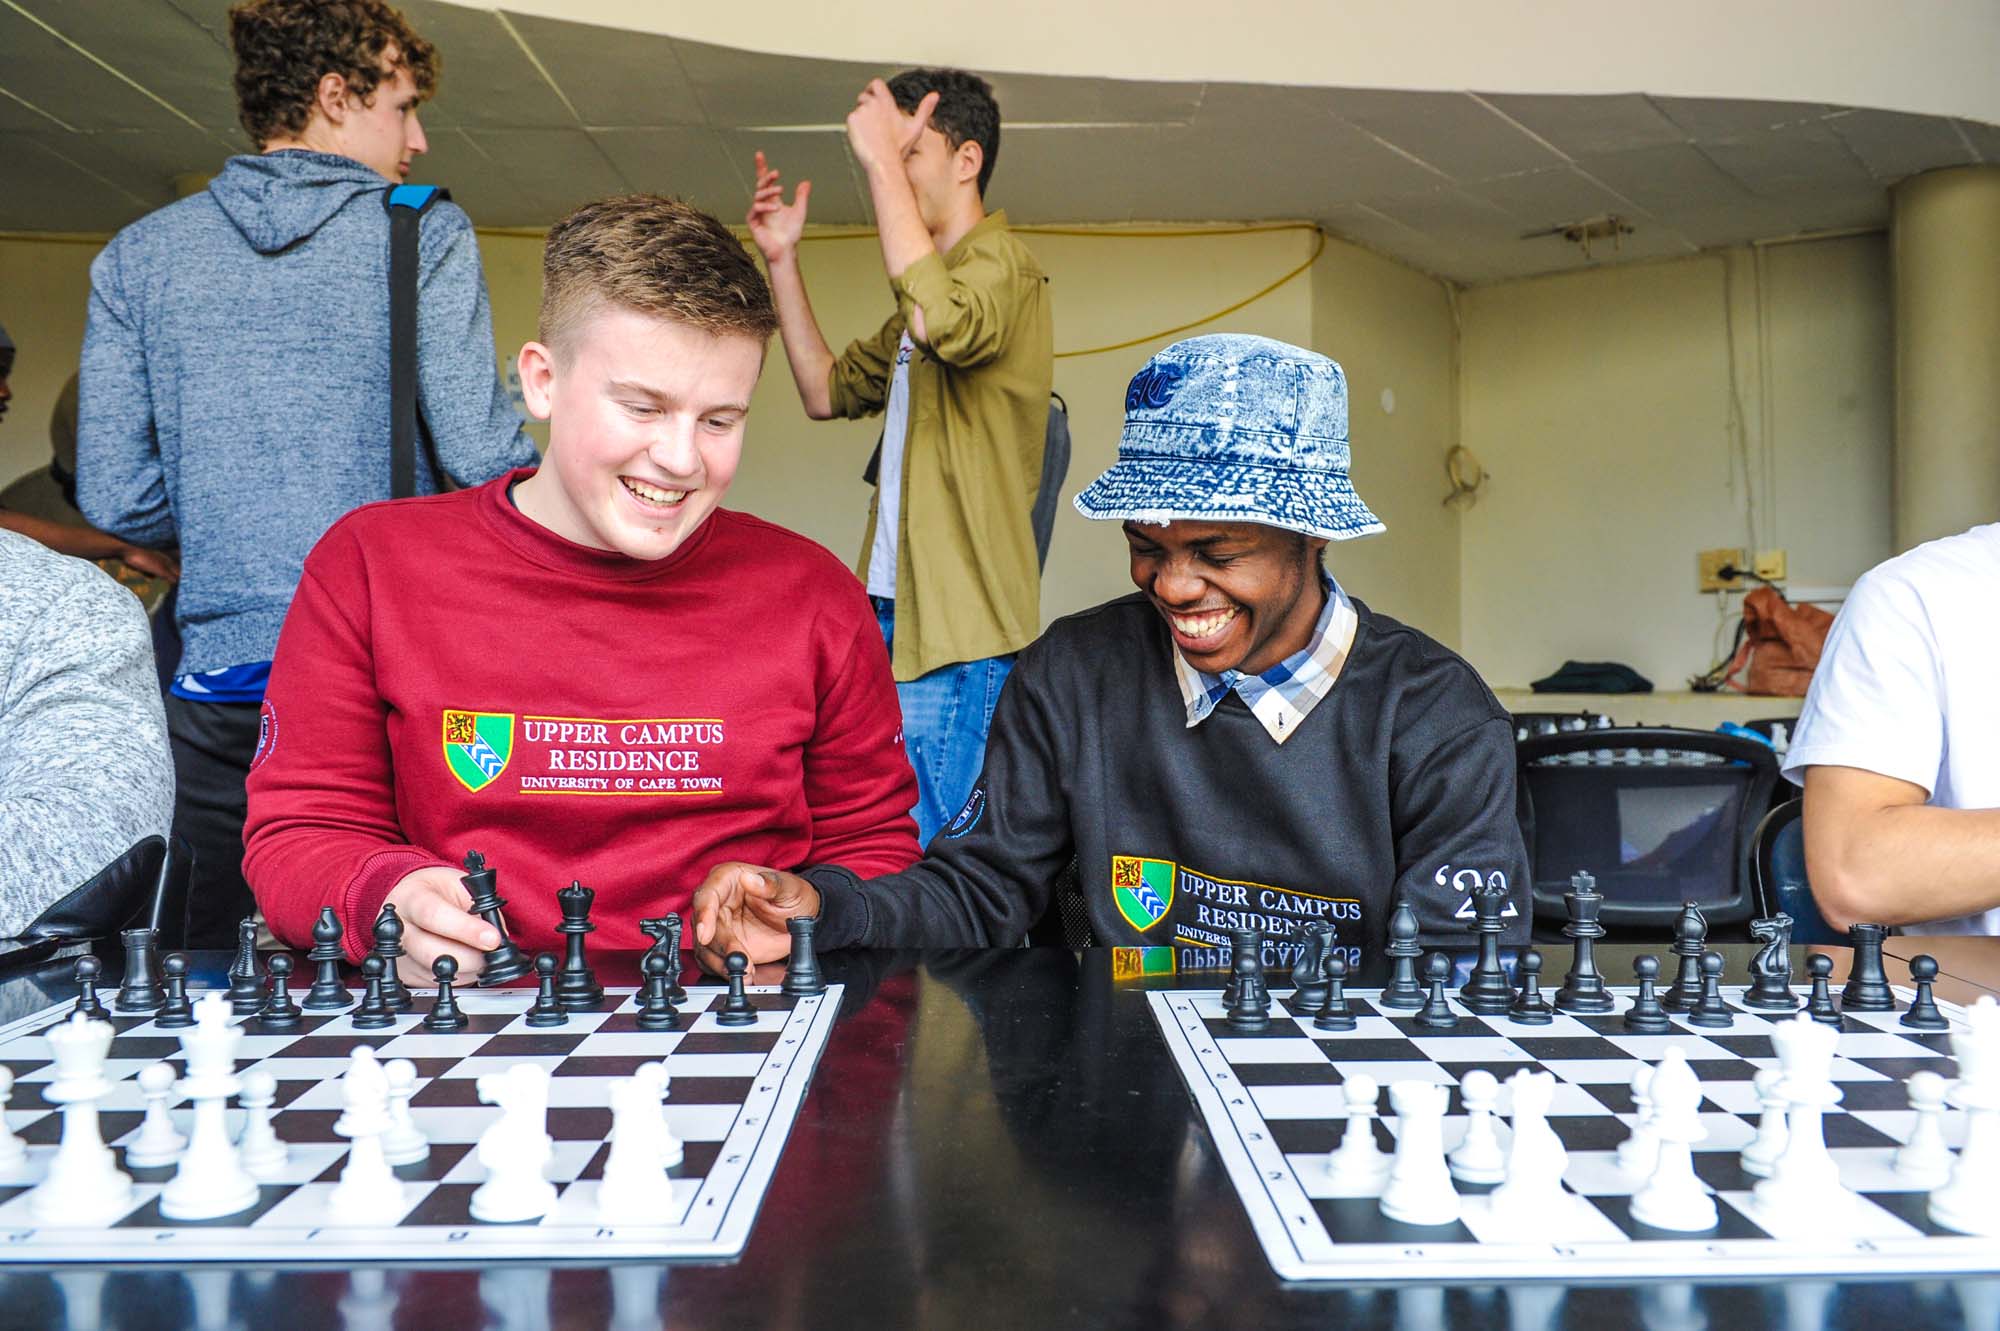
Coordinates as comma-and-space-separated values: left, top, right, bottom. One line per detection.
0, 941, 1993, 1331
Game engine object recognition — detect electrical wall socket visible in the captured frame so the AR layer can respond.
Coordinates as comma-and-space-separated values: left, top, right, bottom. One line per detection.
1753, 549, 1788, 582
1697, 547, 1747, 592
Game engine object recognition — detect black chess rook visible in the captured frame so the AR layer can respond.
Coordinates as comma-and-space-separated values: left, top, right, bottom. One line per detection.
782, 916, 826, 997
1840, 922, 1895, 1012
113, 926, 164, 1012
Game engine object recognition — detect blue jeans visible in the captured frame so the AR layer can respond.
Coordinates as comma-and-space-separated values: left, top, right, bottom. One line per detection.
873, 598, 1014, 846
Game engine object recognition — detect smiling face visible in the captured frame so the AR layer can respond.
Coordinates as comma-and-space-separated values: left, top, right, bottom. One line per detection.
1124, 520, 1330, 676
513, 303, 764, 562
336, 55, 426, 182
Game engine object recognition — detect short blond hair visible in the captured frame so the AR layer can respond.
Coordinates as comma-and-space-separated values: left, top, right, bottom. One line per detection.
539, 196, 776, 359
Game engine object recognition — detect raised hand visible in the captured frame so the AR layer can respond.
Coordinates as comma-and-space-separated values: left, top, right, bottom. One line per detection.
745, 150, 811, 264
383, 864, 500, 986
689, 861, 819, 972
845, 80, 938, 174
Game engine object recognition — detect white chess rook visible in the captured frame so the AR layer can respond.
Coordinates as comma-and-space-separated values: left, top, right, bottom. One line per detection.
1379, 1080, 1460, 1226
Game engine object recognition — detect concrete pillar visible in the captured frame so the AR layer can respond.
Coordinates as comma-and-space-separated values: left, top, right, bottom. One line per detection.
1892, 165, 2000, 551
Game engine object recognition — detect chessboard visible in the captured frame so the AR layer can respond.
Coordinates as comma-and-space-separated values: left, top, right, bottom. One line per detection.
1150, 980, 1991, 1284
0, 978, 842, 1263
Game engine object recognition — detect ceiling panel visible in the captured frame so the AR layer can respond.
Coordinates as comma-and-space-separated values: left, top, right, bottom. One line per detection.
1463, 166, 1645, 231
457, 128, 633, 223
0, 84, 71, 132
591, 128, 746, 209
715, 129, 868, 225
502, 12, 705, 128
1651, 96, 1831, 140
982, 72, 1204, 127
1701, 120, 1873, 199
1671, 188, 1888, 249
1576, 142, 1753, 219
393, 0, 577, 131
19, 126, 233, 209
989, 126, 1173, 223
0, 134, 152, 230
0, 5, 191, 132
1828, 109, 1980, 182
1355, 185, 1524, 241
405, 128, 519, 224
670, 37, 882, 129
12, 0, 240, 130
1478, 93, 1685, 159
1195, 85, 1447, 201
1957, 118, 2000, 163
1323, 89, 1563, 182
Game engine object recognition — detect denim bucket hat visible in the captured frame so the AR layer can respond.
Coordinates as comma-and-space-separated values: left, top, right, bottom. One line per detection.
1072, 333, 1384, 541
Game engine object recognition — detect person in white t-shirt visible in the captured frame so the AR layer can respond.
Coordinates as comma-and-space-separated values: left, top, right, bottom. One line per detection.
1782, 523, 2000, 934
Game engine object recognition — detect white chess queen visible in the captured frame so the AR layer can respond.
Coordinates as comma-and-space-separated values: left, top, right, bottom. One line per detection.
28, 1013, 133, 1225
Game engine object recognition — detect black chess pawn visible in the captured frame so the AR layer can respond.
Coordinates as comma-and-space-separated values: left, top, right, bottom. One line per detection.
1687, 952, 1734, 1028
1415, 952, 1460, 1029
114, 926, 165, 1012
1508, 949, 1555, 1025
782, 916, 826, 997
1379, 900, 1425, 1010
257, 954, 304, 1031
554, 882, 606, 1011
73, 955, 109, 1021
351, 956, 396, 1029
635, 952, 682, 1032
524, 952, 567, 1028
228, 917, 264, 1015
372, 905, 414, 1012
716, 952, 759, 1026
461, 850, 531, 987
421, 955, 468, 1032
1840, 922, 1896, 1012
1805, 953, 1841, 1026
302, 906, 351, 1010
1900, 955, 1950, 1031
1554, 872, 1614, 1014
1313, 955, 1357, 1032
1624, 956, 1673, 1034
155, 954, 196, 1028
1662, 901, 1708, 1014
1224, 946, 1272, 1033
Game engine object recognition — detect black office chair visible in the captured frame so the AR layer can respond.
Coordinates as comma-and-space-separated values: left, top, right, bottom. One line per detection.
1026, 857, 1096, 948
1750, 798, 1841, 945
1515, 727, 1780, 943
1511, 709, 1608, 735
3, 833, 195, 967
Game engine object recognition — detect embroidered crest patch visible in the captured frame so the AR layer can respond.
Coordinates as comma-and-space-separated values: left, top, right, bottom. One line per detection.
442, 709, 515, 793
1110, 855, 1176, 932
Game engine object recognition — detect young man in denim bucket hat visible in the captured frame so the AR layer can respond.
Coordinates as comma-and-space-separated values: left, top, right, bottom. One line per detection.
690, 334, 1528, 971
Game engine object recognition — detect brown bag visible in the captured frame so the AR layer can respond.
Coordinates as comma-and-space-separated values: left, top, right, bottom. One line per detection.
1719, 587, 1834, 696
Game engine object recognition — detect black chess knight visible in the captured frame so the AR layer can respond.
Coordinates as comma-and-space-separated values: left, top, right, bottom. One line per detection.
1742, 913, 1800, 1011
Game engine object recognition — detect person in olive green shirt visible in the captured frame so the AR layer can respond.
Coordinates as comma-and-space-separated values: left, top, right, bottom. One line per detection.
747, 67, 1055, 844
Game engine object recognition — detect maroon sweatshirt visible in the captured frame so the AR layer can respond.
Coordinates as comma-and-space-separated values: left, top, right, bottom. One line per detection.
244, 469, 920, 960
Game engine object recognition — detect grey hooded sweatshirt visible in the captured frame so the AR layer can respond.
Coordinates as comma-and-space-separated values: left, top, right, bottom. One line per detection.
77, 150, 537, 678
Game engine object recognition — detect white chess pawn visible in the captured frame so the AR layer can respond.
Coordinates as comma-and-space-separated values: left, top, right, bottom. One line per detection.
381, 1058, 429, 1166
161, 994, 259, 1220
1629, 1049, 1717, 1232
328, 1045, 406, 1223
1326, 1073, 1390, 1194
1929, 996, 1998, 1236
1893, 1070, 1954, 1188
123, 1062, 188, 1168
237, 1067, 288, 1180
1616, 1063, 1661, 1178
29, 1012, 133, 1224
1379, 1080, 1460, 1226
0, 1066, 26, 1170
1740, 1067, 1789, 1179
1447, 1070, 1506, 1184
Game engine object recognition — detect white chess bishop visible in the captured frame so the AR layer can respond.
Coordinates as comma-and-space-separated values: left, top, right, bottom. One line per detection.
28, 1012, 132, 1225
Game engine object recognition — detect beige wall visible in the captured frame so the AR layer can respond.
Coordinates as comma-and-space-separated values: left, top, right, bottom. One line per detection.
0, 237, 103, 491
1457, 234, 1893, 690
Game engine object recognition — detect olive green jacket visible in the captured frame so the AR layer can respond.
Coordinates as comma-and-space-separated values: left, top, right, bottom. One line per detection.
827, 211, 1054, 682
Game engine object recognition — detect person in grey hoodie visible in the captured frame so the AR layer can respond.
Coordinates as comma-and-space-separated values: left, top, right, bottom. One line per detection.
76, 0, 537, 946
0, 529, 175, 938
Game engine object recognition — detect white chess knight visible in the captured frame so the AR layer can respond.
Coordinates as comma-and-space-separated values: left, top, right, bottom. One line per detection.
1487, 1069, 1576, 1227
1929, 994, 1997, 1236
1378, 1080, 1460, 1226
328, 1046, 406, 1223
162, 993, 260, 1220
1628, 1048, 1717, 1232
28, 1012, 133, 1224
1750, 1012, 1854, 1223
470, 1062, 557, 1223
596, 1061, 681, 1223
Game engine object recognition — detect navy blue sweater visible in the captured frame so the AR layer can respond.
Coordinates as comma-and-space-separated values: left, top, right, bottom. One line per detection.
77, 150, 537, 675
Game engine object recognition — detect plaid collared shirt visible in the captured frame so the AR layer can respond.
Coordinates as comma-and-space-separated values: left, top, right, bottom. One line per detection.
1171, 576, 1359, 744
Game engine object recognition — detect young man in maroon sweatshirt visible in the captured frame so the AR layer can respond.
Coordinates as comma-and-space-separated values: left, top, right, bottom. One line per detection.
243, 196, 922, 982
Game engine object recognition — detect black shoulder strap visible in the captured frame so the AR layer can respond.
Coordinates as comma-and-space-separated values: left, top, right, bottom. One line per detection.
385, 184, 449, 500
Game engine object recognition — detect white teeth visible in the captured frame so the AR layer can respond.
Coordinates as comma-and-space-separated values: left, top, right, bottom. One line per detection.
622, 477, 688, 506
1170, 606, 1239, 640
